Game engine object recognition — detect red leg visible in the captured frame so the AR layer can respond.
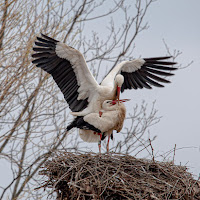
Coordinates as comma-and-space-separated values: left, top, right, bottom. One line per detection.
98, 141, 101, 154
99, 111, 103, 117
98, 111, 102, 153
107, 135, 110, 153
98, 133, 102, 153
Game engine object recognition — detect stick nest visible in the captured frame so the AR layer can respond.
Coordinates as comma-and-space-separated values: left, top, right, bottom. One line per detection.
39, 152, 200, 200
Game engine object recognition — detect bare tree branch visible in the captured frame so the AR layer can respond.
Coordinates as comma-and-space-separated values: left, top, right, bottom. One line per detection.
0, 0, 9, 50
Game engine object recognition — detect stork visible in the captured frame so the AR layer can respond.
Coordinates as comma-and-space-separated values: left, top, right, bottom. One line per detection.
66, 99, 128, 152
32, 34, 177, 148
32, 34, 177, 114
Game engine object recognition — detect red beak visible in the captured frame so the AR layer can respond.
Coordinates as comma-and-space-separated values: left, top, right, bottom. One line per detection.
118, 99, 130, 102
117, 86, 121, 105
117, 86, 121, 101
111, 100, 117, 105
112, 99, 130, 105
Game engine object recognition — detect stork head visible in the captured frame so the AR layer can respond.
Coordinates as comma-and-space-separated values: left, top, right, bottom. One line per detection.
115, 74, 124, 101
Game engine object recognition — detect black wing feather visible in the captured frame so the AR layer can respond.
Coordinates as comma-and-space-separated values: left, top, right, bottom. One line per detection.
144, 63, 177, 71
32, 34, 88, 112
141, 70, 170, 83
67, 116, 101, 133
127, 74, 137, 89
36, 36, 56, 45
131, 72, 144, 89
143, 56, 171, 61
121, 56, 177, 92
144, 67, 174, 76
134, 71, 152, 89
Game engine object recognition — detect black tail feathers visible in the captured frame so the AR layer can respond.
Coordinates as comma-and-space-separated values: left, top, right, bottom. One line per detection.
66, 116, 101, 133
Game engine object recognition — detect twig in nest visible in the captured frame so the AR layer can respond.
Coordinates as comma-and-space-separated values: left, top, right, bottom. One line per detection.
172, 144, 177, 164
149, 138, 155, 162
38, 152, 200, 200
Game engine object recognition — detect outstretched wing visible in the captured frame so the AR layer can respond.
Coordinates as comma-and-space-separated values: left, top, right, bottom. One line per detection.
32, 34, 99, 112
102, 56, 177, 92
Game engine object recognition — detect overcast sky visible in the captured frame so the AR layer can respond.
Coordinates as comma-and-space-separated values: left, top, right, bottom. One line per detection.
126, 0, 200, 177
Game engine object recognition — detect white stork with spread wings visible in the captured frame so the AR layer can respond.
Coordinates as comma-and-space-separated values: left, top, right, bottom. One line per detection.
32, 34, 177, 118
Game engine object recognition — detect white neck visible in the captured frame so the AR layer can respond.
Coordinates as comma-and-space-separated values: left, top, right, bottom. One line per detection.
101, 62, 126, 87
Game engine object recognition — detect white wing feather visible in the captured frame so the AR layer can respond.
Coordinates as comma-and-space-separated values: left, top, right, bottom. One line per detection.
101, 59, 145, 86
56, 42, 99, 101
84, 111, 118, 133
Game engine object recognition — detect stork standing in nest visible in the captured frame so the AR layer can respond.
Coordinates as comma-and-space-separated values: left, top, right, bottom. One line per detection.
32, 34, 177, 150
66, 99, 129, 152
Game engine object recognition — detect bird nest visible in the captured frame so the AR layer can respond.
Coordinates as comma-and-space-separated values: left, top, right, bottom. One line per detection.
38, 152, 200, 200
